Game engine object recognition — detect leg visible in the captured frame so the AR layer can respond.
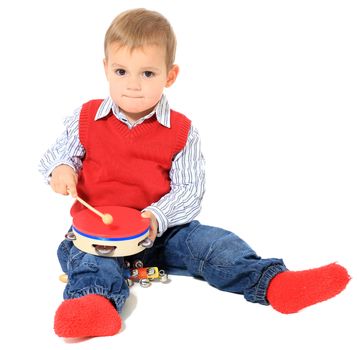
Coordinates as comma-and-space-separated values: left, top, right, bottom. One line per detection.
59, 240, 129, 310
151, 221, 351, 313
150, 221, 287, 305
55, 240, 128, 337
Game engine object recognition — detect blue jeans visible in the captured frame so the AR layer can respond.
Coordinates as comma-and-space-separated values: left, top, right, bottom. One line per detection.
58, 221, 287, 313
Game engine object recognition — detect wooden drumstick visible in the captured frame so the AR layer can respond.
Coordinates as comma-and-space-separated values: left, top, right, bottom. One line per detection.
70, 192, 113, 225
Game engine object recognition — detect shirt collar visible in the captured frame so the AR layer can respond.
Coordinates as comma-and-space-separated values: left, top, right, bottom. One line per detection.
94, 94, 171, 128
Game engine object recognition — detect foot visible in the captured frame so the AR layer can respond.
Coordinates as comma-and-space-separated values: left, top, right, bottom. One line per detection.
54, 294, 121, 338
267, 263, 350, 314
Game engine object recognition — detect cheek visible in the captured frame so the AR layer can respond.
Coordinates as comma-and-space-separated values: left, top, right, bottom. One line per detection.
108, 82, 128, 104
108, 83, 125, 106
143, 81, 165, 98
108, 78, 124, 92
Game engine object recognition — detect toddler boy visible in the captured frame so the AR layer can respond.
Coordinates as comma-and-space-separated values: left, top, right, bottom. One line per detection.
39, 8, 350, 338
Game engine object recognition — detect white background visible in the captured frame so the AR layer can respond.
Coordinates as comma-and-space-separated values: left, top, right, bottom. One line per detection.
0, 0, 358, 349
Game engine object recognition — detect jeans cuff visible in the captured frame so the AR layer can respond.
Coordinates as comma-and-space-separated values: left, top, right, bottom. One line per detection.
249, 264, 288, 305
64, 285, 128, 313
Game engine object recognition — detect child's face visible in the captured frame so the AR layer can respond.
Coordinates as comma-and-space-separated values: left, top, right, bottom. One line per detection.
104, 43, 178, 120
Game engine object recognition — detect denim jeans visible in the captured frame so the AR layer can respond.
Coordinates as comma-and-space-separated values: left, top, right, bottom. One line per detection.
57, 221, 287, 313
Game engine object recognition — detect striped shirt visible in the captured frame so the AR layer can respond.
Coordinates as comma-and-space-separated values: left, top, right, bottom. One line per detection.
39, 94, 206, 236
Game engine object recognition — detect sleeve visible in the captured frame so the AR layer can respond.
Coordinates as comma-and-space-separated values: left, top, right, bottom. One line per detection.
38, 107, 85, 183
144, 124, 206, 236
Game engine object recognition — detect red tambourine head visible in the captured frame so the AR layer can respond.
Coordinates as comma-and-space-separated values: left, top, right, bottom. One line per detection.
72, 206, 150, 240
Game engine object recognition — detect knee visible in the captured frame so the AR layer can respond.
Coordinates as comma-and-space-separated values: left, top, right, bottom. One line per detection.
186, 225, 258, 266
210, 233, 258, 266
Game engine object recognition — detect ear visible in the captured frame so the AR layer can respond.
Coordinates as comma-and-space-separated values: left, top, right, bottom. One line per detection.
103, 58, 109, 81
165, 64, 179, 88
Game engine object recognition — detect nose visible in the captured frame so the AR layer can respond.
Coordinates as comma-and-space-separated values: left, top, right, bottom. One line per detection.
126, 76, 141, 91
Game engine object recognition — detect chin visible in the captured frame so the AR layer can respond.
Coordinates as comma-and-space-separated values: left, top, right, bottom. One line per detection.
118, 101, 143, 111
123, 106, 147, 114
122, 102, 156, 115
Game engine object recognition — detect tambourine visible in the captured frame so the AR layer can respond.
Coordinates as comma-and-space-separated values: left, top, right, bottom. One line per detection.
65, 206, 152, 257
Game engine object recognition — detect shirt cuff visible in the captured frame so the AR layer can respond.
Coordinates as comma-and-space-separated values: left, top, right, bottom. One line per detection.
142, 205, 169, 236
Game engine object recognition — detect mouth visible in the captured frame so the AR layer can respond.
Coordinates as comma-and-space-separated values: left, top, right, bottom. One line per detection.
122, 95, 144, 99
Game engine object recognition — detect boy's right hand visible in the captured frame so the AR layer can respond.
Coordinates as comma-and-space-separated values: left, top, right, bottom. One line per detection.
50, 165, 78, 198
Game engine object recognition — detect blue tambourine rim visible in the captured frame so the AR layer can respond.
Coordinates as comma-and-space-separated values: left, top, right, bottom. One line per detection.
72, 226, 149, 241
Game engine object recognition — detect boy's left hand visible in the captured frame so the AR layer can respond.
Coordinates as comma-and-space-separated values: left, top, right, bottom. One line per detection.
141, 211, 158, 242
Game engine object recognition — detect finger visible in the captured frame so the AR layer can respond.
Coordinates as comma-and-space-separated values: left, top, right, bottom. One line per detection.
141, 212, 150, 219
150, 222, 158, 235
141, 211, 156, 226
149, 220, 158, 239
141, 212, 153, 226
67, 184, 78, 198
141, 211, 158, 238
148, 230, 157, 241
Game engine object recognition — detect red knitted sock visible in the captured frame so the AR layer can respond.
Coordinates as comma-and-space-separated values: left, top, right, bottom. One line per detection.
267, 263, 350, 314
54, 294, 121, 338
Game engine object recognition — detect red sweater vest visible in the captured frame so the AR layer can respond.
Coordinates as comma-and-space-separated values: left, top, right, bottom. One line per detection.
70, 99, 191, 216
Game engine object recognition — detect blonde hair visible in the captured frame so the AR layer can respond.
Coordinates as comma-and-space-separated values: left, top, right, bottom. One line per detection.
104, 8, 177, 70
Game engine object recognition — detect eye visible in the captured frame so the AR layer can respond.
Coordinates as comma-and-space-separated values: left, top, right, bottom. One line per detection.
115, 68, 126, 76
143, 71, 155, 78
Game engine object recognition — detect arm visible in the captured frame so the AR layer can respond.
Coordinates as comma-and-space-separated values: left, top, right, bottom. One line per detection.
144, 124, 206, 236
38, 107, 85, 196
